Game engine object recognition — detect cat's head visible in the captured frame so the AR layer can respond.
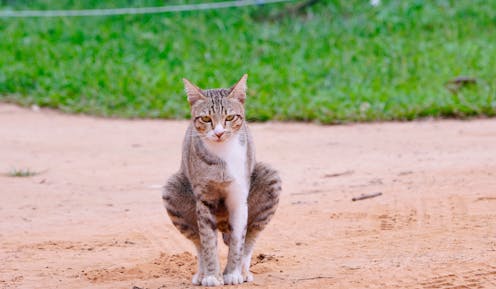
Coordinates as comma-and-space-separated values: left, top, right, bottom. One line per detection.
183, 74, 247, 143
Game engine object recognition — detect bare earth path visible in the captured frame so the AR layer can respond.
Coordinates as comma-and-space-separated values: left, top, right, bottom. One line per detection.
1, 104, 495, 289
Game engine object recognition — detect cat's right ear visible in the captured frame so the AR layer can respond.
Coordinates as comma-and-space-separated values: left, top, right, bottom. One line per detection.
183, 78, 206, 106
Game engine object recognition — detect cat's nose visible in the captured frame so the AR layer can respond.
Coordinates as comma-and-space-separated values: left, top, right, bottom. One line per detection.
213, 124, 225, 138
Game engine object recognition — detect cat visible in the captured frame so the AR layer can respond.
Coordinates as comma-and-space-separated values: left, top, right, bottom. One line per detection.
162, 74, 281, 286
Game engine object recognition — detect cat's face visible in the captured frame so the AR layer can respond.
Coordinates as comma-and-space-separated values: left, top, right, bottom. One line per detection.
183, 75, 247, 143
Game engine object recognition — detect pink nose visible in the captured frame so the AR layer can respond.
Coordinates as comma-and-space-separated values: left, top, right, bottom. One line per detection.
215, 131, 224, 138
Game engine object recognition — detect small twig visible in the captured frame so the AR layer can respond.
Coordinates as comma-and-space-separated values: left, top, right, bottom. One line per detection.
292, 276, 334, 282
323, 170, 354, 178
352, 192, 382, 202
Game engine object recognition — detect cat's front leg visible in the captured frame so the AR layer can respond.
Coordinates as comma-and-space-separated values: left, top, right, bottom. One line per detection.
223, 183, 249, 285
196, 198, 223, 286
191, 245, 204, 285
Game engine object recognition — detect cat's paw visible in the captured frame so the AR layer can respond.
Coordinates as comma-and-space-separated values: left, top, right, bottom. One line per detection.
200, 275, 224, 287
223, 271, 244, 285
192, 271, 203, 285
243, 271, 254, 283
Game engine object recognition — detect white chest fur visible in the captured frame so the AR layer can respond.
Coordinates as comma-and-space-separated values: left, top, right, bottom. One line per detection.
204, 133, 249, 239
204, 133, 248, 186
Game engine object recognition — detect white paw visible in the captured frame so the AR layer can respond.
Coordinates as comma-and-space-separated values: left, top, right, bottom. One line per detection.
244, 271, 254, 282
201, 275, 224, 287
224, 271, 244, 285
192, 272, 202, 285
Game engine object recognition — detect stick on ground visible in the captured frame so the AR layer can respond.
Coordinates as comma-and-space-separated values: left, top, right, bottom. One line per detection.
352, 192, 382, 202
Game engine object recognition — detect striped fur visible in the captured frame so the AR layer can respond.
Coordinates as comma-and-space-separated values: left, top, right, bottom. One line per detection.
162, 75, 281, 286
163, 163, 281, 284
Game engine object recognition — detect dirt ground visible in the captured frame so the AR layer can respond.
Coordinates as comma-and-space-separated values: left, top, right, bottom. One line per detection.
1, 103, 495, 289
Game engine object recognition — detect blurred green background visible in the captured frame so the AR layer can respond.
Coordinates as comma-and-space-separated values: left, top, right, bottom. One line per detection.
0, 0, 495, 123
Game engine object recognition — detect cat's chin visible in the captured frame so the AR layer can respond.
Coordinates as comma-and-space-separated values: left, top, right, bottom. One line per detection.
205, 134, 231, 144
209, 137, 227, 143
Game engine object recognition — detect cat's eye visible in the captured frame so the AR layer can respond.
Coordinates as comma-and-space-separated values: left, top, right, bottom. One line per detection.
225, 115, 236, 121
200, 116, 211, 122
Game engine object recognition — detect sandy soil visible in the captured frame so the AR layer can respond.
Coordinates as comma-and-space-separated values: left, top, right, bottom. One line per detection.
1, 103, 495, 289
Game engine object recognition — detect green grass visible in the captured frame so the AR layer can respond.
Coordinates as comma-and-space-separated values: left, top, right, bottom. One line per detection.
7, 168, 39, 177
1, 0, 495, 123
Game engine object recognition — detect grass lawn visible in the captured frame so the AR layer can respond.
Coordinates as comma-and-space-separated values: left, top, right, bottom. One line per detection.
0, 0, 495, 123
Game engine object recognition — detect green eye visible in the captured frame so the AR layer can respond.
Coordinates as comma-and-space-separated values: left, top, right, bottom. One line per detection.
225, 115, 235, 121
200, 116, 211, 122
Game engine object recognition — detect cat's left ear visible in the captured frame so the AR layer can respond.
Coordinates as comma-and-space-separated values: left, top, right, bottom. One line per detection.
227, 74, 247, 104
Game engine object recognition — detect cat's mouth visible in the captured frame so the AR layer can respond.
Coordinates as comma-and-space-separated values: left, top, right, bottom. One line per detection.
209, 134, 228, 143
205, 130, 232, 143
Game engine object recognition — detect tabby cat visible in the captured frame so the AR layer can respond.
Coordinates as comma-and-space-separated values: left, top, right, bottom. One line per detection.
162, 74, 281, 286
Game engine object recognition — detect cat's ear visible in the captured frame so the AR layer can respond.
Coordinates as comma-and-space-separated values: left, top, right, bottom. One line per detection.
227, 74, 247, 104
183, 78, 206, 106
